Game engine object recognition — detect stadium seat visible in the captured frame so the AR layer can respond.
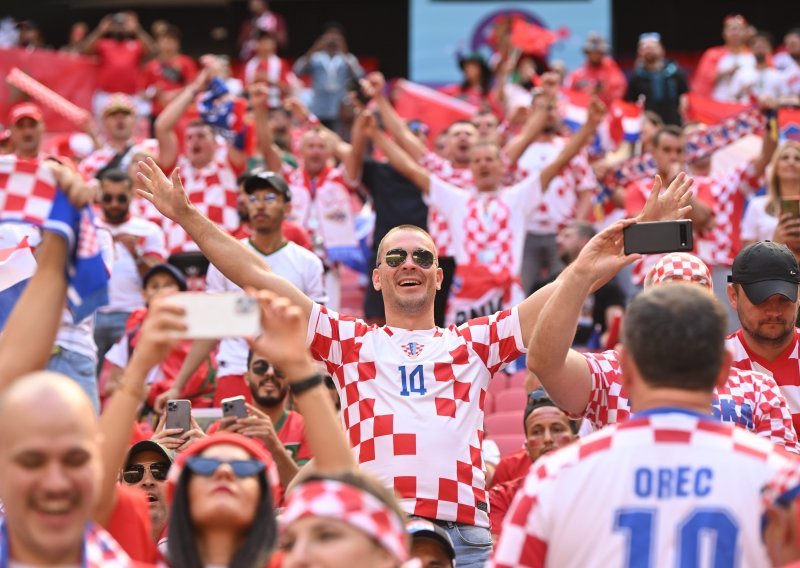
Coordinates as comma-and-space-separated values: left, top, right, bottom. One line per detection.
507, 370, 529, 391
488, 374, 509, 395
490, 434, 526, 458
485, 410, 524, 437
493, 388, 527, 413
484, 391, 496, 415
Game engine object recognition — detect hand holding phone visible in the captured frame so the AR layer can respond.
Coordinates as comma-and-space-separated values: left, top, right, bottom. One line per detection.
221, 395, 248, 420
165, 399, 192, 434
781, 198, 800, 219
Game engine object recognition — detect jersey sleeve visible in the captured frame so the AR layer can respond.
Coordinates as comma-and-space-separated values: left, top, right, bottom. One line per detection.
428, 175, 470, 226
570, 149, 598, 193
305, 302, 370, 372
491, 463, 551, 568
302, 253, 329, 304
504, 171, 544, 220
751, 370, 800, 454
579, 351, 630, 429
458, 307, 526, 375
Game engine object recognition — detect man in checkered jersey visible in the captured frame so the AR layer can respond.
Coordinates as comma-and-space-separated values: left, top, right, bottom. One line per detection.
366, 98, 604, 326
492, 284, 797, 568
527, 218, 799, 452
136, 157, 570, 567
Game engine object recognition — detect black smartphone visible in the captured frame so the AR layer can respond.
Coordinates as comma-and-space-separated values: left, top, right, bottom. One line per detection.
346, 78, 371, 106
166, 399, 192, 433
623, 220, 693, 255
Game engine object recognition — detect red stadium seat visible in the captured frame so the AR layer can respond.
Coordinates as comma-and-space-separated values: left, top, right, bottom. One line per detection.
484, 391, 496, 415
485, 410, 524, 438
493, 388, 527, 413
507, 370, 529, 391
488, 374, 509, 395
490, 434, 526, 458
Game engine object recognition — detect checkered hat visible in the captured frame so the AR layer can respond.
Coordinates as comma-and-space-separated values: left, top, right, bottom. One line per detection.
280, 479, 409, 562
645, 253, 713, 291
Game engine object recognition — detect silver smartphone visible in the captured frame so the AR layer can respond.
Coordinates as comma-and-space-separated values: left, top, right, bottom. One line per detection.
221, 395, 248, 419
165, 399, 191, 433
165, 293, 261, 339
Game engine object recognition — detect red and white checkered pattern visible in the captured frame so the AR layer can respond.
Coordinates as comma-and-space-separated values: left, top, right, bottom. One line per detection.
694, 162, 762, 267
762, 460, 800, 511
284, 164, 357, 240
727, 329, 800, 437
578, 350, 799, 453
79, 146, 117, 180
463, 195, 514, 273
0, 156, 57, 225
516, 139, 597, 234
163, 155, 241, 254
307, 303, 525, 527
645, 253, 712, 290
419, 152, 473, 257
281, 479, 409, 561
490, 410, 796, 568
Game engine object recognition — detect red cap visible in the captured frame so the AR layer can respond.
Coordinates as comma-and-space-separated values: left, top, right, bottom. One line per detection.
8, 102, 43, 125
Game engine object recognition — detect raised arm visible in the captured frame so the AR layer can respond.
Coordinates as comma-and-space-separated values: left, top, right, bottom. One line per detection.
503, 91, 548, 166
344, 109, 370, 183
249, 290, 355, 473
126, 12, 156, 58
95, 296, 186, 525
249, 84, 284, 173
153, 338, 218, 414
367, 73, 428, 161
80, 15, 112, 54
754, 100, 779, 179
367, 117, 431, 193
527, 219, 640, 415
136, 158, 314, 320
539, 97, 605, 190
154, 69, 210, 170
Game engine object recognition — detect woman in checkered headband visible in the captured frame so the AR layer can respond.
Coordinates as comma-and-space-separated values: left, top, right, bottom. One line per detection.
164, 432, 280, 568
279, 471, 410, 567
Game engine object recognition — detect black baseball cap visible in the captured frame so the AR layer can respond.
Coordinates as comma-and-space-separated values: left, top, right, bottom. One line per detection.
125, 440, 174, 468
143, 263, 188, 292
729, 241, 800, 304
243, 170, 291, 202
406, 518, 456, 564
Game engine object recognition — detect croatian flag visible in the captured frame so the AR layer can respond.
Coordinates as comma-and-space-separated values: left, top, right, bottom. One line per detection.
0, 155, 109, 323
0, 238, 36, 329
780, 108, 800, 142
562, 90, 642, 152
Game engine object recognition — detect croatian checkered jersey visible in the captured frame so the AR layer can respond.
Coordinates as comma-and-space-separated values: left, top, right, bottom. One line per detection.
727, 329, 800, 437
306, 303, 526, 527
491, 409, 796, 568
578, 350, 799, 453
419, 152, 473, 258
163, 154, 241, 253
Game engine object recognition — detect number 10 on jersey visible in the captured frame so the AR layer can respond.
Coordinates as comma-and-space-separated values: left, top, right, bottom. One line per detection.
399, 365, 427, 397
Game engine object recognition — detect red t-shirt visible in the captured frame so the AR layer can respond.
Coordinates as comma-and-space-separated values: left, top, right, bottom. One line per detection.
207, 409, 312, 463
141, 54, 198, 115
107, 485, 158, 564
489, 476, 525, 536
489, 449, 531, 489
95, 38, 146, 94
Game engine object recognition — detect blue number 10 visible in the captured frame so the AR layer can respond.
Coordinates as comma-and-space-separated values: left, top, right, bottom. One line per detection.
614, 508, 739, 568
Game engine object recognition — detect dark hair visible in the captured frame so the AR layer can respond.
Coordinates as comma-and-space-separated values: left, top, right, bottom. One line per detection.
788, 28, 800, 39
446, 119, 477, 135
167, 461, 277, 568
523, 389, 580, 434
623, 285, 727, 391
752, 30, 774, 47
160, 24, 182, 41
98, 168, 132, 188
322, 21, 344, 35
644, 110, 664, 127
566, 221, 596, 242
653, 125, 683, 148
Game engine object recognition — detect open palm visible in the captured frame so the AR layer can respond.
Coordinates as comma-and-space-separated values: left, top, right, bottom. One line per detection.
135, 157, 192, 222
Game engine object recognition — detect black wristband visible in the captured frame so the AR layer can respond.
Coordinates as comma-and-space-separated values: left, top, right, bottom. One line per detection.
289, 373, 324, 397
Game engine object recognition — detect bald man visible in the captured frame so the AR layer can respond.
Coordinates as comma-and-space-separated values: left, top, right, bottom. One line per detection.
0, 372, 133, 565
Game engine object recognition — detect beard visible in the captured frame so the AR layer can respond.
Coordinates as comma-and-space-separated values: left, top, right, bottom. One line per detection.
249, 380, 288, 407
741, 316, 794, 346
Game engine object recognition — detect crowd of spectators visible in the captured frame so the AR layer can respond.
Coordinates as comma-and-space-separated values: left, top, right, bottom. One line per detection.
2, 3, 800, 567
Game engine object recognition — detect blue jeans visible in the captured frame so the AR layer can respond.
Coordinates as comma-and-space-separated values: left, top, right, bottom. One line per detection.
94, 311, 131, 372
439, 522, 493, 567
48, 347, 99, 413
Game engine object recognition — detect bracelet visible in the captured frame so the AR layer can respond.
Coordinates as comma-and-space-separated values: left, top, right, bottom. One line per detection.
289, 373, 324, 397
117, 381, 147, 401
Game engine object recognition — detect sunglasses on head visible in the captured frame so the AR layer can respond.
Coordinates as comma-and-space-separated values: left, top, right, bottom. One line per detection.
185, 456, 265, 478
378, 248, 436, 269
251, 360, 283, 378
101, 193, 129, 204
122, 462, 170, 484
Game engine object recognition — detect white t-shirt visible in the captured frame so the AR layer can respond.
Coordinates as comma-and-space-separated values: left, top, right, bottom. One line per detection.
427, 174, 542, 275
729, 66, 786, 102
712, 52, 757, 102
206, 238, 327, 375
307, 303, 526, 527
740, 195, 777, 243
491, 409, 794, 568
98, 216, 166, 313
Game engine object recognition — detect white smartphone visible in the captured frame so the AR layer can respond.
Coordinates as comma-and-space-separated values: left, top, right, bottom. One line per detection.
165, 292, 261, 339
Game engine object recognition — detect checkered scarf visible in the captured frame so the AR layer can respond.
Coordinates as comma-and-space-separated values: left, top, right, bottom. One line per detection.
0, 155, 109, 322
645, 253, 713, 290
280, 479, 409, 562
605, 105, 764, 189
0, 519, 133, 567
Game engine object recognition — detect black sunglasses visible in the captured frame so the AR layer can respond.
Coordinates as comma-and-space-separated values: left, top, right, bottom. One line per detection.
122, 462, 170, 484
378, 248, 436, 269
185, 456, 265, 478
251, 360, 283, 378
101, 193, 129, 204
